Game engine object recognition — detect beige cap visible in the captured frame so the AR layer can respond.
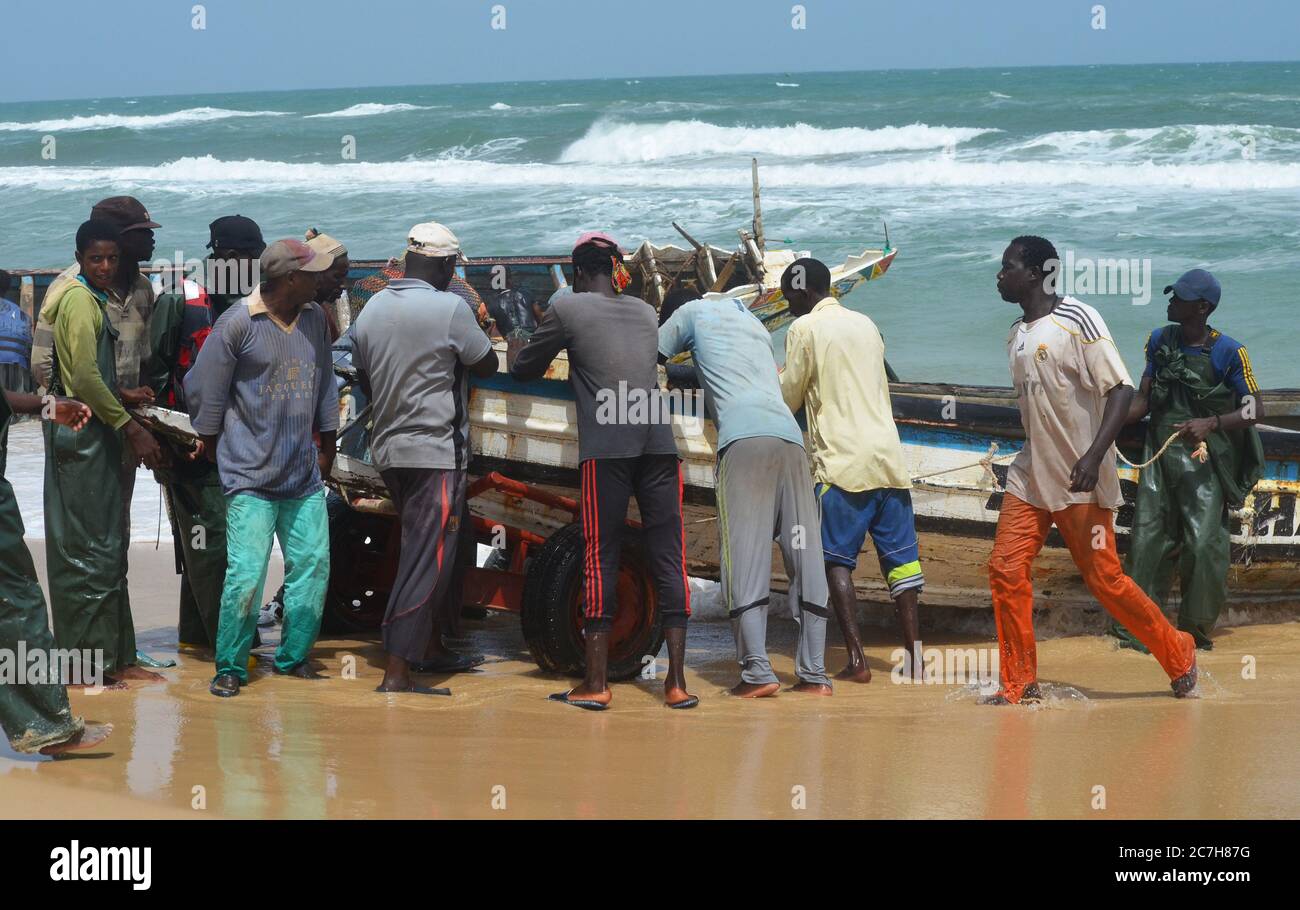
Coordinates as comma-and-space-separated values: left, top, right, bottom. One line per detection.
305, 228, 347, 260
260, 239, 333, 280
407, 222, 461, 258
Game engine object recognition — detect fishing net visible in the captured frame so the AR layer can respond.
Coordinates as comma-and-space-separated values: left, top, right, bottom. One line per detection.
348, 254, 489, 327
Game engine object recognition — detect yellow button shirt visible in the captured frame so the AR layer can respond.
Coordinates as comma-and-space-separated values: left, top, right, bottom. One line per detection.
779, 297, 910, 492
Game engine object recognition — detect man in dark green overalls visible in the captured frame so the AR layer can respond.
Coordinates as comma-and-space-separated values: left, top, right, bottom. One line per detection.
41, 220, 164, 685
1, 386, 114, 754
1115, 269, 1265, 651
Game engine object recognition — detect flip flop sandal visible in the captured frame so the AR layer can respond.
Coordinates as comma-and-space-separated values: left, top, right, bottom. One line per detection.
375, 684, 452, 696
666, 695, 700, 710
411, 653, 485, 674
548, 689, 609, 711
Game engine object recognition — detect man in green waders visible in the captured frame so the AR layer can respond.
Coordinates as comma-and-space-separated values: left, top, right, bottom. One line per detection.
144, 216, 265, 653
42, 220, 164, 686
1115, 269, 1265, 651
1, 386, 114, 754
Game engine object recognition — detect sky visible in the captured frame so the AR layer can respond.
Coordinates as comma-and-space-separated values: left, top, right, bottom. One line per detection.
2, 0, 1298, 103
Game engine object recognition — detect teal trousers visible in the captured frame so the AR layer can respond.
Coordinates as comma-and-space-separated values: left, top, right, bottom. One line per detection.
216, 490, 328, 682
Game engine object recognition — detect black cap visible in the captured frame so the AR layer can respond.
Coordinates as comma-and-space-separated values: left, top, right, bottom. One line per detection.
207, 215, 266, 255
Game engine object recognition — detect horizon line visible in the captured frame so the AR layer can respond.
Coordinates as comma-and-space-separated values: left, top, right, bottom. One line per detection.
3, 58, 1296, 107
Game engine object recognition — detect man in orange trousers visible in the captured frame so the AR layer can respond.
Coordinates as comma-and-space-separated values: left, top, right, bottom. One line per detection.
986, 236, 1197, 704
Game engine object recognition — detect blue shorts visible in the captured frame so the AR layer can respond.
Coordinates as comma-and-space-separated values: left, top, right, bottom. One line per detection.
816, 484, 924, 597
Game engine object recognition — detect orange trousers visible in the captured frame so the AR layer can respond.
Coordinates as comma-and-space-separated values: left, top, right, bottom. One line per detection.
988, 493, 1194, 703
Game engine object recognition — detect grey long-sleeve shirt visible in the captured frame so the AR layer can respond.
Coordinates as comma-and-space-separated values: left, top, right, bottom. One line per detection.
185, 289, 339, 500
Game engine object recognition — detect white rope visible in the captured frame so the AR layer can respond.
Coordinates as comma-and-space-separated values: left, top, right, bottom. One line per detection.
1116, 431, 1209, 470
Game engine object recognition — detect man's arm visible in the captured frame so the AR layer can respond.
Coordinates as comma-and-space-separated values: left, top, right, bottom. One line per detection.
2, 389, 90, 429
54, 290, 130, 430
1070, 383, 1133, 493
1125, 375, 1153, 424
778, 323, 811, 414
144, 292, 183, 398
509, 308, 566, 381
189, 310, 242, 461
1176, 343, 1264, 443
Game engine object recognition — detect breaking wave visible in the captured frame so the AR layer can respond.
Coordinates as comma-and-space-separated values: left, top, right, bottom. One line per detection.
0, 107, 290, 132
304, 102, 436, 118
4, 153, 1298, 193
558, 119, 1000, 163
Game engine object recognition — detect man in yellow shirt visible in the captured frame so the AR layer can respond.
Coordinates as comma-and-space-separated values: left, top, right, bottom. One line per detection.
779, 259, 923, 682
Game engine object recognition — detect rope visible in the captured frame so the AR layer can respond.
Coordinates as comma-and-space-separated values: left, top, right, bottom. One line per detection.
1116, 432, 1209, 470
911, 441, 1016, 484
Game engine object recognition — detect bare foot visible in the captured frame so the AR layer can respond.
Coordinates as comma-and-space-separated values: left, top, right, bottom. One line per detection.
790, 682, 833, 696
67, 680, 128, 691
664, 684, 699, 709
729, 681, 780, 698
117, 666, 166, 683
835, 664, 872, 683
39, 723, 113, 755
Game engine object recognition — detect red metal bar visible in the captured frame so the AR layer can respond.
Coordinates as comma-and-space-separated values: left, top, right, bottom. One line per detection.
470, 515, 547, 547
467, 471, 580, 517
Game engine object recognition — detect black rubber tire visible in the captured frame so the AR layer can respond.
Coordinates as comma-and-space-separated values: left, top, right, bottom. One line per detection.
519, 522, 664, 681
321, 512, 392, 635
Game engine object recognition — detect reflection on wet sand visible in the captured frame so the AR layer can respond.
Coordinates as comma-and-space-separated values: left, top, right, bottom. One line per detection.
3, 547, 1298, 819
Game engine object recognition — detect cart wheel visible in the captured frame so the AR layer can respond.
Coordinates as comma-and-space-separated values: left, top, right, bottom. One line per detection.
520, 522, 665, 681
322, 511, 393, 634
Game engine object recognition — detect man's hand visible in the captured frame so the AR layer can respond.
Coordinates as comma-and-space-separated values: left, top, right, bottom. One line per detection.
1175, 417, 1217, 445
120, 386, 156, 408
49, 397, 92, 431
199, 434, 219, 464
124, 420, 163, 470
186, 439, 206, 461
1068, 450, 1103, 493
318, 448, 335, 481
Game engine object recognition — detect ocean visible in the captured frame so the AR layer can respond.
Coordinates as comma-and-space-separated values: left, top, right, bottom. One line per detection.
2, 62, 1298, 385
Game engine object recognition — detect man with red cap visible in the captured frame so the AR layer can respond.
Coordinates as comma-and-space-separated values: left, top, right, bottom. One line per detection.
510, 232, 697, 710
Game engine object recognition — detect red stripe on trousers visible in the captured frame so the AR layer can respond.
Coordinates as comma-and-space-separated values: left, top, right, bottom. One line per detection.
435, 473, 449, 571
678, 463, 690, 617
591, 461, 603, 619
582, 461, 596, 619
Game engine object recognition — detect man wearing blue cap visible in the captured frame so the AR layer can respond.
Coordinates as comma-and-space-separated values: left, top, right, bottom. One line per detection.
1115, 269, 1265, 651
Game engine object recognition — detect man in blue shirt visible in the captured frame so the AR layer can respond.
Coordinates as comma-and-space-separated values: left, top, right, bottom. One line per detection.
1116, 269, 1265, 651
0, 270, 33, 396
187, 239, 338, 697
659, 294, 832, 697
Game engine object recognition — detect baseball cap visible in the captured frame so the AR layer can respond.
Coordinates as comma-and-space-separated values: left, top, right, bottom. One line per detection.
90, 196, 160, 232
1164, 268, 1222, 309
260, 239, 333, 280
407, 222, 461, 258
207, 215, 266, 255
573, 231, 623, 254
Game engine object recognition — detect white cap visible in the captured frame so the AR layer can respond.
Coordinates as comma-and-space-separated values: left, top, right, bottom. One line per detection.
407, 222, 461, 258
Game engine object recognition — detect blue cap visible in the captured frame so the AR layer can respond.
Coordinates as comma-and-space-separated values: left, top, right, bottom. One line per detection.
1164, 268, 1221, 309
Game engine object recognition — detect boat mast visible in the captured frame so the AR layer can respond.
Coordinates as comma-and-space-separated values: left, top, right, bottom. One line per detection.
751, 158, 766, 255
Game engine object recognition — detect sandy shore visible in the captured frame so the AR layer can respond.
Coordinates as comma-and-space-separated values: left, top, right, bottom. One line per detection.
2, 542, 1298, 819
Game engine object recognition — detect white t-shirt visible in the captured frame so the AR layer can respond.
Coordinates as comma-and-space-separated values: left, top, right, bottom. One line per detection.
1005, 297, 1132, 513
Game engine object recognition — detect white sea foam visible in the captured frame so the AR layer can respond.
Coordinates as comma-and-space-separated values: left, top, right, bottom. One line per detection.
558, 119, 1000, 164
490, 102, 513, 110
4, 153, 1299, 193
1010, 123, 1300, 163
776, 82, 800, 87
304, 102, 435, 119
0, 107, 290, 132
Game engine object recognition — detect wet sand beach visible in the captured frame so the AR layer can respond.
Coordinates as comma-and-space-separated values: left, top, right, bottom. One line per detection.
3, 543, 1298, 819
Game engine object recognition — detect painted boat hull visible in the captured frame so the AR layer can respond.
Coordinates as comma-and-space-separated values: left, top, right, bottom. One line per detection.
455, 356, 1300, 610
